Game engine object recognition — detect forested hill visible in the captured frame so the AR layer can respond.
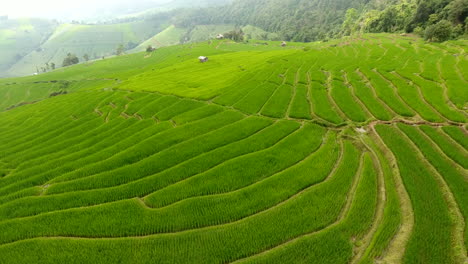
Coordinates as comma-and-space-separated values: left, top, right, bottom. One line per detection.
174, 0, 468, 41
175, 0, 373, 41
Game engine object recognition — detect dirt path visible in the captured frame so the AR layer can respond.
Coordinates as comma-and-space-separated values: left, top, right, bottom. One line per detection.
285, 67, 299, 118
350, 135, 387, 264
402, 127, 467, 262
369, 125, 414, 264
322, 70, 349, 121
306, 63, 330, 124
343, 71, 376, 120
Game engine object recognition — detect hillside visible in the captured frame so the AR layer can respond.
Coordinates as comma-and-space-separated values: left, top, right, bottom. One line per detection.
0, 18, 57, 75
174, 0, 468, 41
0, 0, 231, 77
131, 24, 276, 52
0, 34, 467, 263
2, 0, 466, 77
3, 20, 168, 77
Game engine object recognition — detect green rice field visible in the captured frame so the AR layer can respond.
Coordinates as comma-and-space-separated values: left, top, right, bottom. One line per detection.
0, 34, 466, 263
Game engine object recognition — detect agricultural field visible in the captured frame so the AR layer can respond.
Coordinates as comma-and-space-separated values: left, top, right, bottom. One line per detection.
4, 20, 168, 77
0, 34, 466, 263
0, 18, 57, 76
131, 24, 275, 53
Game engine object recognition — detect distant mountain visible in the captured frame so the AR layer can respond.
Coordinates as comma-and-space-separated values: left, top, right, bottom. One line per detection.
0, 18, 57, 75
4, 20, 168, 77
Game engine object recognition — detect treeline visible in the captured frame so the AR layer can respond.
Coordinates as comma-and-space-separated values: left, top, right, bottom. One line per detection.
170, 0, 468, 42
172, 0, 369, 42
352, 0, 467, 41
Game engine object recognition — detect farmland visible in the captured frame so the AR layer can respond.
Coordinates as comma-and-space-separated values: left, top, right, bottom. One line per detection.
0, 18, 56, 76
3, 20, 168, 77
0, 34, 466, 263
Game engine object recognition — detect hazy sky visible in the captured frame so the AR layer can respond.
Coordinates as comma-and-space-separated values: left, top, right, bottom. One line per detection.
2, 0, 171, 20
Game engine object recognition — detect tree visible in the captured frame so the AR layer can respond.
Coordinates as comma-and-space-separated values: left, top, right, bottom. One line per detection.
452, 24, 464, 38
116, 44, 125, 56
425, 20, 453, 42
127, 42, 138, 50
83, 54, 90, 62
413, 26, 425, 36
446, 0, 468, 24
224, 29, 244, 42
466, 17, 468, 34
51, 63, 55, 70
146, 45, 156, 52
378, 7, 398, 32
342, 8, 359, 36
428, 14, 440, 25
62, 53, 79, 67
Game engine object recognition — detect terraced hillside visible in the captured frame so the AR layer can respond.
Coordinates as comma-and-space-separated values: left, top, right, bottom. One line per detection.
0, 34, 466, 264
4, 20, 168, 77
131, 24, 279, 53
0, 18, 56, 75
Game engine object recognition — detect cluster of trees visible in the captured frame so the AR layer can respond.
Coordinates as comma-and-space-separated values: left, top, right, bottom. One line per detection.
172, 0, 362, 42
116, 44, 125, 56
36, 62, 56, 73
224, 29, 245, 42
146, 45, 156, 52
62, 53, 79, 67
61, 44, 128, 69
171, 0, 467, 42
424, 20, 454, 41
354, 0, 468, 42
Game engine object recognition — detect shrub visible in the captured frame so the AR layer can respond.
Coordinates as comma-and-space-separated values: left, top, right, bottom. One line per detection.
452, 24, 464, 38
224, 29, 244, 42
116, 44, 125, 55
62, 53, 79, 67
413, 26, 424, 36
425, 20, 453, 42
146, 45, 156, 52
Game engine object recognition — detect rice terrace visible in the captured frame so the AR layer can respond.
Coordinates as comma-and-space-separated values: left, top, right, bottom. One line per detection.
0, 2, 468, 262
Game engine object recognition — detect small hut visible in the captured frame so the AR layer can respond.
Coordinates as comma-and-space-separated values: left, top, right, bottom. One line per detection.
199, 56, 209, 63
281, 41, 287, 47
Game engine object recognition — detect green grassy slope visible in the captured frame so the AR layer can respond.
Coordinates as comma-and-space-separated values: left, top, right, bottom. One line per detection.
3, 20, 167, 77
131, 24, 278, 53
0, 34, 467, 264
131, 25, 188, 52
0, 18, 56, 75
